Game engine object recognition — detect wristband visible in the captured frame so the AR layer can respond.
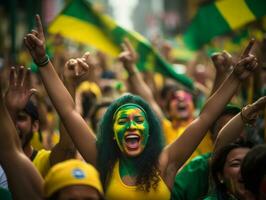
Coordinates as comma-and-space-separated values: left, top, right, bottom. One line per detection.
34, 54, 49, 67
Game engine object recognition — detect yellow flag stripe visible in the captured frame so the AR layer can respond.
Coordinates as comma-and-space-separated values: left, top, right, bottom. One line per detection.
215, 0, 256, 30
48, 15, 120, 57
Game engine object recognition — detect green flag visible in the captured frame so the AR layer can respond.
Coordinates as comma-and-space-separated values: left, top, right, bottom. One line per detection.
184, 0, 266, 50
48, 0, 194, 90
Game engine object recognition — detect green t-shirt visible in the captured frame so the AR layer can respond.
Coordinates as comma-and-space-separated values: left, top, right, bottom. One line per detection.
203, 193, 238, 200
171, 152, 212, 200
0, 187, 12, 200
203, 194, 218, 200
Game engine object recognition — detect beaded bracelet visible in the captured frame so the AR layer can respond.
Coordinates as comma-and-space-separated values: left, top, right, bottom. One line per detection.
34, 54, 49, 67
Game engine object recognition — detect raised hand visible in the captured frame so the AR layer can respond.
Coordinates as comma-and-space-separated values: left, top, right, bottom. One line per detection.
241, 96, 266, 125
63, 52, 91, 87
211, 50, 234, 74
233, 39, 258, 80
0, 68, 44, 200
24, 14, 47, 64
118, 38, 138, 72
209, 50, 235, 95
5, 66, 36, 112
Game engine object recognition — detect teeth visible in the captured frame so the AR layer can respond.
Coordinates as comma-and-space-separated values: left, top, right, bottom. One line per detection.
125, 135, 139, 139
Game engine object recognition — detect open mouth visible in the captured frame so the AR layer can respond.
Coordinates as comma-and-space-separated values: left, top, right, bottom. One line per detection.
124, 134, 140, 150
177, 104, 189, 116
177, 105, 187, 111
177, 101, 188, 111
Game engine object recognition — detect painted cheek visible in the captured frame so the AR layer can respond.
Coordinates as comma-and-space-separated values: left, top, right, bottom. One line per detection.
117, 126, 126, 142
134, 123, 144, 130
140, 122, 149, 146
114, 121, 130, 152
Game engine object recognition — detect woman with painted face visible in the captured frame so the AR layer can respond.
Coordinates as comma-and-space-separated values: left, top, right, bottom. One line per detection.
23, 15, 258, 199
97, 94, 167, 199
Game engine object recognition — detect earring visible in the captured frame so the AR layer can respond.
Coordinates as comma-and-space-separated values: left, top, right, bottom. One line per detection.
220, 179, 224, 184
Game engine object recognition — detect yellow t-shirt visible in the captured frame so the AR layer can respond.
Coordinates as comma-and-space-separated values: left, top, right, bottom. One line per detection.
105, 161, 171, 200
162, 118, 213, 161
33, 149, 51, 178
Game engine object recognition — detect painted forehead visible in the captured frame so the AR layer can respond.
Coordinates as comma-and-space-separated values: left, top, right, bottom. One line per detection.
114, 104, 147, 120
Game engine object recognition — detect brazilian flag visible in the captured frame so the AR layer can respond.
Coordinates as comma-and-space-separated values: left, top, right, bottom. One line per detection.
184, 0, 266, 50
48, 0, 194, 90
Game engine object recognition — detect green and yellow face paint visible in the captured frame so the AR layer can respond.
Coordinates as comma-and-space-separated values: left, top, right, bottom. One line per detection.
113, 103, 149, 157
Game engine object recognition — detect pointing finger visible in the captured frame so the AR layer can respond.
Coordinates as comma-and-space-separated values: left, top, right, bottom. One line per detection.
35, 14, 44, 37
241, 38, 255, 58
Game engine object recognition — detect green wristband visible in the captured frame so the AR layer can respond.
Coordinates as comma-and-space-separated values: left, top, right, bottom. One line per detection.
34, 54, 49, 67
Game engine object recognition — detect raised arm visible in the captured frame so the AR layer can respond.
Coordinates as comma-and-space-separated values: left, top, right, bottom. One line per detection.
24, 15, 97, 166
210, 50, 234, 95
0, 69, 43, 200
214, 96, 266, 152
161, 39, 258, 186
50, 52, 94, 166
119, 39, 165, 120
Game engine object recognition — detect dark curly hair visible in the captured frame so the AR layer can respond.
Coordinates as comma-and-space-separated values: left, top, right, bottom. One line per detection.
96, 94, 165, 192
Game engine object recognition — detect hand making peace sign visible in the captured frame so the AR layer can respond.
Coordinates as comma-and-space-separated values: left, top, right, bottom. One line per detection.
24, 15, 47, 65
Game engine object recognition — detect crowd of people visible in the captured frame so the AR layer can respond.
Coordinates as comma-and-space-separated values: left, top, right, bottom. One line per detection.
0, 14, 266, 200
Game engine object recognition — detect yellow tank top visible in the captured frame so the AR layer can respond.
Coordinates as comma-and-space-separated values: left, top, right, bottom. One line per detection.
33, 149, 51, 177
105, 161, 171, 200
